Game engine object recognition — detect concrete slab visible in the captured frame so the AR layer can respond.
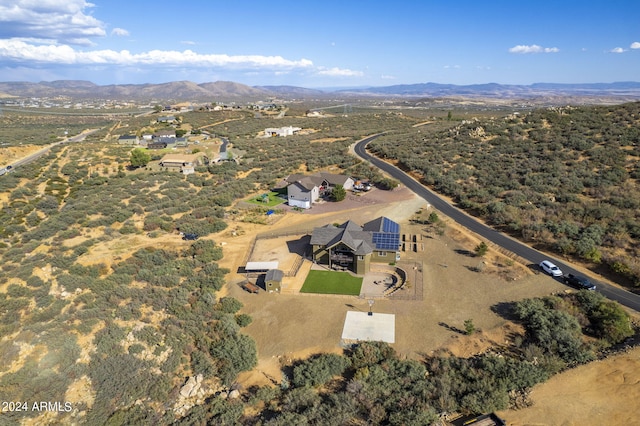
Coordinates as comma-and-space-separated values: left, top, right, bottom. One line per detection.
341, 311, 395, 344
360, 271, 397, 298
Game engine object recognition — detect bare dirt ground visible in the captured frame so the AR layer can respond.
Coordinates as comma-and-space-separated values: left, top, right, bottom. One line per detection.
498, 346, 640, 425
0, 144, 43, 166
224, 185, 640, 424
0, 145, 45, 203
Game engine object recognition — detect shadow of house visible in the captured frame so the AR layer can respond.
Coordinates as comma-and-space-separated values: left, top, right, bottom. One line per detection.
286, 235, 312, 256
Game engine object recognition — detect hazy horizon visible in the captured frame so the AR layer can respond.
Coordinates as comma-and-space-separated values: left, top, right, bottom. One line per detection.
1, 1, 639, 87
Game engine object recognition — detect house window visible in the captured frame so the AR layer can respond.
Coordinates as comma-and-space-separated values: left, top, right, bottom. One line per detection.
357, 255, 364, 260
378, 251, 387, 256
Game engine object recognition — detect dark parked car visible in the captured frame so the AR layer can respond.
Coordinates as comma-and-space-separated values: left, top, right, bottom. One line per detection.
563, 274, 596, 291
182, 233, 199, 241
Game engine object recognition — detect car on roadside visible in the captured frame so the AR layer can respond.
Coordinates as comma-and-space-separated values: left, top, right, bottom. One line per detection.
563, 273, 596, 291
181, 233, 199, 241
539, 260, 563, 277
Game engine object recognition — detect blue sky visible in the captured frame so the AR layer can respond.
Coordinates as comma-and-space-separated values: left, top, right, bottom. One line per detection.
0, 0, 638, 87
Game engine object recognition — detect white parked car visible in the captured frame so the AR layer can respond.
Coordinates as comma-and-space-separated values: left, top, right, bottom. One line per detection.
539, 260, 562, 277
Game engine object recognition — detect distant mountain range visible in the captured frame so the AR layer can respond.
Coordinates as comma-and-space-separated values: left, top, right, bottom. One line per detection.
1, 80, 639, 102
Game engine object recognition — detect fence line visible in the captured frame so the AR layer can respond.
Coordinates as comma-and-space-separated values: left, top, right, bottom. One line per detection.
255, 229, 312, 239
286, 255, 305, 277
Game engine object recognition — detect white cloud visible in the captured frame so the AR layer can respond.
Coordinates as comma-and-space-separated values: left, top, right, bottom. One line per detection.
111, 28, 129, 37
0, 0, 105, 45
610, 47, 625, 53
509, 44, 559, 54
316, 67, 363, 77
631, 42, 640, 49
181, 40, 196, 46
444, 65, 461, 69
380, 74, 396, 80
0, 39, 314, 71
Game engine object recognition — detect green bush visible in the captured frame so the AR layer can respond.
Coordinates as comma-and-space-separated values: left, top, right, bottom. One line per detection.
292, 353, 349, 388
215, 297, 243, 314
235, 313, 253, 327
210, 334, 257, 385
513, 297, 595, 366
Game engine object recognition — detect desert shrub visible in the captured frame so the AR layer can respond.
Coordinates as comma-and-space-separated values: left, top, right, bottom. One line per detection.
190, 350, 218, 378
87, 354, 156, 423
210, 333, 257, 385
214, 314, 241, 337
215, 297, 243, 314
513, 297, 595, 366
6, 284, 31, 298
26, 275, 45, 288
348, 341, 396, 369
94, 323, 127, 357
28, 299, 68, 324
128, 343, 145, 355
235, 313, 253, 327
115, 304, 142, 321
175, 215, 227, 236
35, 195, 60, 213
177, 398, 244, 426
56, 273, 94, 292
184, 239, 223, 262
292, 353, 349, 388
574, 291, 634, 344
134, 326, 163, 347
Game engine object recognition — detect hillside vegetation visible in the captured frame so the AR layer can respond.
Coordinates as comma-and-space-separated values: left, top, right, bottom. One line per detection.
0, 108, 411, 423
370, 102, 640, 287
0, 105, 636, 423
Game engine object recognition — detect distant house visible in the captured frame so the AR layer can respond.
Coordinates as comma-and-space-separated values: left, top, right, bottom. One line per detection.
264, 126, 301, 137
156, 136, 177, 149
159, 153, 208, 174
117, 134, 139, 145
147, 141, 167, 150
154, 129, 176, 138
285, 172, 354, 209
310, 216, 401, 275
157, 115, 176, 123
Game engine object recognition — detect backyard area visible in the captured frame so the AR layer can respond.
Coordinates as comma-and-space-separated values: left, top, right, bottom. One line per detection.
245, 191, 286, 207
300, 269, 363, 295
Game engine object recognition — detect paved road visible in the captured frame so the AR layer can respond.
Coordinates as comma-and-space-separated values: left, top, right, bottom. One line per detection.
354, 134, 640, 312
3, 129, 98, 171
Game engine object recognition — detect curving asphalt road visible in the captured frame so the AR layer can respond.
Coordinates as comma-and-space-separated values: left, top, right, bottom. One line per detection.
3, 129, 99, 171
354, 134, 640, 312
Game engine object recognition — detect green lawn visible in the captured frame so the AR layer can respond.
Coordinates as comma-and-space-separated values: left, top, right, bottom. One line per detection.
300, 270, 363, 295
246, 191, 286, 207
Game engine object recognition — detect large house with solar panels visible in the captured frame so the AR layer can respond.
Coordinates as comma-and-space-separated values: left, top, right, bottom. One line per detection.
310, 216, 401, 275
